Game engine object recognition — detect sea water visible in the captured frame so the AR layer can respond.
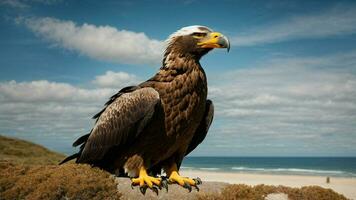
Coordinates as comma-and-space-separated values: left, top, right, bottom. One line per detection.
181, 157, 356, 177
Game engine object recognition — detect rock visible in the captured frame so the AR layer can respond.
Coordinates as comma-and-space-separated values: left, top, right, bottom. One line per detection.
115, 177, 228, 200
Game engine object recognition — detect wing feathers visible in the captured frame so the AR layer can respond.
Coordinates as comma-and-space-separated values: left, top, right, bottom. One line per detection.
72, 132, 90, 147
92, 86, 139, 119
78, 87, 160, 162
59, 153, 80, 165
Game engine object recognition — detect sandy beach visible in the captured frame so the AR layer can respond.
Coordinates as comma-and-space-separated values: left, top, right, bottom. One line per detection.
181, 170, 356, 200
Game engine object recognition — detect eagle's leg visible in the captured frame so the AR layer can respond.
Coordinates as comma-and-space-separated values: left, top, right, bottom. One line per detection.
165, 163, 202, 192
131, 166, 161, 195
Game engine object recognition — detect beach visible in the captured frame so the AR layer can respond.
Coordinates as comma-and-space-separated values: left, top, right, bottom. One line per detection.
181, 170, 356, 199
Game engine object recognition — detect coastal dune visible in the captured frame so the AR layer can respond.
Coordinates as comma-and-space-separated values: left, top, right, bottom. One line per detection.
182, 170, 356, 199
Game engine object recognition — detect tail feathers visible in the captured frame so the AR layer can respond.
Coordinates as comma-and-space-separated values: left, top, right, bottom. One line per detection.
59, 153, 80, 165
73, 133, 90, 147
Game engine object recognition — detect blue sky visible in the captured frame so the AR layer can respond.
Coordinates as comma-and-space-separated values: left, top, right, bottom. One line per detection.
0, 0, 356, 156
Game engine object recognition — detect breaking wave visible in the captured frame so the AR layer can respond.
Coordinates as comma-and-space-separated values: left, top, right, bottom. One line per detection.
230, 166, 354, 176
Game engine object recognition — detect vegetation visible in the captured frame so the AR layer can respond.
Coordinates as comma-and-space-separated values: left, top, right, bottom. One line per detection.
197, 184, 348, 200
0, 135, 121, 200
0, 162, 121, 200
0, 135, 65, 165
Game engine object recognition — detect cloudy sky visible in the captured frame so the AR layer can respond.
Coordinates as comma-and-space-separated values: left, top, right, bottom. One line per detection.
0, 0, 355, 156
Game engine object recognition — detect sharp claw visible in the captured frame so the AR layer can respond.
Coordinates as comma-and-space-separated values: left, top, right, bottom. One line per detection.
194, 177, 202, 185
140, 185, 148, 195
194, 185, 200, 192
183, 182, 192, 192
151, 186, 159, 195
161, 179, 169, 192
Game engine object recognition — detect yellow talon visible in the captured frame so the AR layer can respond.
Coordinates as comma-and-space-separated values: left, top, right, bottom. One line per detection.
169, 171, 196, 186
166, 163, 201, 192
131, 167, 161, 188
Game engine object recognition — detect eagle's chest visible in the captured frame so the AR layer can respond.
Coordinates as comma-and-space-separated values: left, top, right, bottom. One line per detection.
161, 70, 207, 138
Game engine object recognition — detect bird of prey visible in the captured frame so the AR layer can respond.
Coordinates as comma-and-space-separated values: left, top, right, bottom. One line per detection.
60, 25, 229, 194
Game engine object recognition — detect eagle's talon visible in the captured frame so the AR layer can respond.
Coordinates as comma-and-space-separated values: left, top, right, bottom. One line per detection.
194, 177, 202, 185
152, 186, 159, 195
168, 169, 199, 191
183, 182, 192, 192
139, 185, 148, 195
194, 185, 200, 191
131, 167, 162, 195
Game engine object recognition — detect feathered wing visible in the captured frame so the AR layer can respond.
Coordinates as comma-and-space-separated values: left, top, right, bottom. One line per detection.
185, 100, 214, 156
60, 86, 160, 164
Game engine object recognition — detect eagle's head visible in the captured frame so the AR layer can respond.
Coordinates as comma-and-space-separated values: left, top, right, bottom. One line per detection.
165, 25, 230, 60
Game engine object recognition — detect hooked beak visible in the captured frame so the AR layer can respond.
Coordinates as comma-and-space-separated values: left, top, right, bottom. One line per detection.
197, 32, 230, 52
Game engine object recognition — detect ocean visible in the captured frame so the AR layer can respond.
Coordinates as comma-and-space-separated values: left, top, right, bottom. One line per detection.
181, 157, 356, 178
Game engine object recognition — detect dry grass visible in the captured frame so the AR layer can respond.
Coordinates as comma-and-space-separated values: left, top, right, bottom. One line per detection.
0, 135, 65, 165
198, 184, 348, 200
0, 162, 122, 200
0, 135, 121, 200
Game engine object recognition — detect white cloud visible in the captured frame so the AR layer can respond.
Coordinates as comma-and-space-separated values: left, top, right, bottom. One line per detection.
0, 80, 114, 103
0, 71, 140, 154
0, 81, 107, 154
92, 71, 140, 88
195, 51, 356, 156
232, 5, 356, 46
18, 17, 164, 65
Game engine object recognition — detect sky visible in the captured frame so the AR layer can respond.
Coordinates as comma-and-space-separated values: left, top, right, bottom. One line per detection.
0, 0, 356, 156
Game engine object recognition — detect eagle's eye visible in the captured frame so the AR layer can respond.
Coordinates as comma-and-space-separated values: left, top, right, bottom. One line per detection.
192, 32, 207, 38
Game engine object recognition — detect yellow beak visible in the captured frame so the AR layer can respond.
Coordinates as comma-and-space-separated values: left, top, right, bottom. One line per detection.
197, 32, 230, 52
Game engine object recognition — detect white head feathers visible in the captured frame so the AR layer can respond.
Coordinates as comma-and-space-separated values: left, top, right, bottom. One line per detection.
166, 25, 213, 43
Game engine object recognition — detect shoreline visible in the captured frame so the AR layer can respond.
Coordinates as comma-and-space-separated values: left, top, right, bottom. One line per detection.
180, 169, 356, 199
180, 167, 356, 178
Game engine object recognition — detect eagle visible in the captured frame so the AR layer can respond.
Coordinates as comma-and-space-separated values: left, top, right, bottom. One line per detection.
60, 25, 229, 194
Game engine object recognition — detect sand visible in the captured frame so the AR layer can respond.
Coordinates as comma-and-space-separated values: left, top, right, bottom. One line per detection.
181, 170, 356, 200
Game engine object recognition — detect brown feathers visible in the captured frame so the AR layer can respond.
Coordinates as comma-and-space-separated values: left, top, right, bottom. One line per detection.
78, 87, 160, 163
